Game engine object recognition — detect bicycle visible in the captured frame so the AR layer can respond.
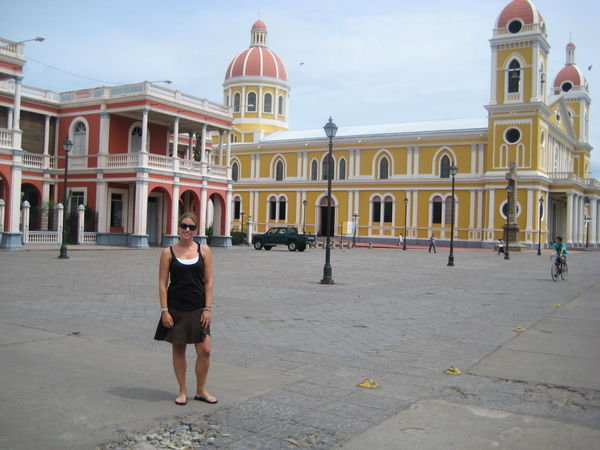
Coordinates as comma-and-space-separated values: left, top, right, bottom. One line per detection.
550, 253, 568, 281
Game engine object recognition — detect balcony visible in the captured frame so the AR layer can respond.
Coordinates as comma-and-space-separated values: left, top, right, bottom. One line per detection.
550, 172, 600, 188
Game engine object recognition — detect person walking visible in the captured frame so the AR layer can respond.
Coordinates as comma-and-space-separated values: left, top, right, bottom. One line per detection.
428, 235, 436, 253
498, 238, 505, 254
398, 233, 404, 247
154, 212, 218, 406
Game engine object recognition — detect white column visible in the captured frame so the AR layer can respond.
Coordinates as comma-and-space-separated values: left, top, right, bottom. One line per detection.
476, 190, 483, 231
411, 191, 418, 234
13, 77, 23, 131
133, 179, 149, 235
8, 152, 23, 233
566, 192, 573, 244
218, 130, 224, 166
77, 204, 85, 244
199, 182, 208, 236
7, 107, 13, 130
96, 177, 108, 233
226, 130, 231, 167
526, 188, 534, 234
98, 112, 110, 167
469, 190, 475, 231
200, 124, 207, 162
592, 198, 599, 246
225, 184, 232, 237
188, 132, 193, 161
0, 199, 4, 232
42, 115, 51, 169
488, 189, 495, 239
21, 201, 30, 244
172, 117, 180, 158
171, 182, 180, 235
413, 147, 420, 176
258, 86, 262, 118
140, 109, 149, 153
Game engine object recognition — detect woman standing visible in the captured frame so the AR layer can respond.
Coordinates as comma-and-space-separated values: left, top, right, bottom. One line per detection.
154, 212, 218, 406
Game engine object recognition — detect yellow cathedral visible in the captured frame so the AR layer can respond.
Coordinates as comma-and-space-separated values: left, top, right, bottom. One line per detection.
225, 0, 599, 249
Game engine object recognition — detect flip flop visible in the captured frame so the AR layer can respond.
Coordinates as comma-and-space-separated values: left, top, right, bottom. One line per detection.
174, 397, 188, 406
194, 395, 218, 404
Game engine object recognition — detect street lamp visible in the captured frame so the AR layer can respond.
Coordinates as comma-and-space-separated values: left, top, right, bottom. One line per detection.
321, 117, 337, 285
352, 211, 359, 246
504, 185, 512, 260
537, 196, 544, 255
59, 138, 73, 259
303, 199, 307, 234
403, 197, 408, 251
447, 164, 457, 266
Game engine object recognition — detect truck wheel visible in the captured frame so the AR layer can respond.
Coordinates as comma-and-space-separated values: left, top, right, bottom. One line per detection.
253, 241, 263, 250
264, 245, 273, 250
297, 244, 306, 252
288, 241, 297, 252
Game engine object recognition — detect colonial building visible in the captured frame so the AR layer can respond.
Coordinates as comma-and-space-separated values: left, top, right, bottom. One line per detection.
0, 39, 234, 250
228, 0, 600, 249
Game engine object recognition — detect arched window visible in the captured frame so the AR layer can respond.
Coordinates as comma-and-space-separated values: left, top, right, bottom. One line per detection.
233, 93, 241, 112
379, 157, 389, 179
508, 59, 521, 93
440, 155, 450, 178
72, 121, 87, 157
269, 196, 277, 220
278, 95, 284, 115
233, 197, 241, 219
372, 196, 381, 222
232, 162, 239, 181
275, 160, 284, 181
338, 158, 346, 180
264, 93, 273, 114
247, 92, 257, 112
322, 155, 334, 180
311, 160, 318, 180
278, 196, 286, 220
444, 196, 455, 225
130, 126, 143, 153
383, 196, 393, 222
432, 196, 442, 224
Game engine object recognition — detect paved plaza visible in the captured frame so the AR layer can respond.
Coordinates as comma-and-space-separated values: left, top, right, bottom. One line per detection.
1, 244, 600, 449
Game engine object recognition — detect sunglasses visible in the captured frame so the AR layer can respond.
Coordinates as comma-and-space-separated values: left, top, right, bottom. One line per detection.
179, 223, 197, 231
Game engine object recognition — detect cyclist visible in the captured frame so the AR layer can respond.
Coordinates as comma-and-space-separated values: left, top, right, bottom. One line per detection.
552, 236, 568, 271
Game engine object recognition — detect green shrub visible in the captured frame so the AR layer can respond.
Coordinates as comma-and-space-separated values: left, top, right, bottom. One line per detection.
231, 231, 247, 245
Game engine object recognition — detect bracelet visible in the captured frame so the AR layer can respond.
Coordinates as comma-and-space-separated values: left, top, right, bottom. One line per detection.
160, 307, 168, 312
202, 307, 211, 312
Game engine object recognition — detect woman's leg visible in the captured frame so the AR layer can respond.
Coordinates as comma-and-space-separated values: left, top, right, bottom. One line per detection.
194, 336, 217, 402
172, 343, 187, 402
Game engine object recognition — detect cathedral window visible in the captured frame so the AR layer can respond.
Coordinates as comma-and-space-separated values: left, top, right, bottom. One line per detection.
379, 157, 389, 179
338, 158, 346, 180
233, 93, 241, 112
562, 82, 573, 92
130, 126, 143, 153
269, 197, 277, 220
322, 154, 334, 180
232, 162, 239, 181
278, 196, 286, 220
440, 155, 450, 178
507, 20, 523, 34
278, 95, 284, 115
275, 160, 284, 181
72, 121, 87, 158
505, 128, 521, 144
508, 60, 521, 93
311, 160, 318, 180
264, 93, 273, 113
432, 196, 442, 224
444, 196, 454, 225
233, 197, 241, 219
372, 196, 382, 222
247, 92, 256, 112
383, 196, 393, 222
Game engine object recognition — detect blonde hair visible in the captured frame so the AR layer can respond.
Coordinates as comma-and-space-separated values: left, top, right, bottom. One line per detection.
179, 212, 198, 226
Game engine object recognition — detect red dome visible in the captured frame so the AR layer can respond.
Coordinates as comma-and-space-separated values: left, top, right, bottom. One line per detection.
225, 47, 288, 81
252, 20, 267, 31
554, 65, 585, 90
496, 0, 544, 29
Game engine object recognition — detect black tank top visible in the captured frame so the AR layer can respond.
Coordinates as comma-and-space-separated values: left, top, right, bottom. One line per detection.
167, 242, 206, 311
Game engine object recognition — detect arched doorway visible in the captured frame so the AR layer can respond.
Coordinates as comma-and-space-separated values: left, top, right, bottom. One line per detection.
209, 193, 225, 236
21, 184, 41, 230
318, 196, 335, 237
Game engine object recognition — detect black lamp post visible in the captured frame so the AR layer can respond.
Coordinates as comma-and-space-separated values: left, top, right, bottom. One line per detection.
504, 185, 512, 260
59, 138, 73, 259
321, 117, 337, 285
403, 197, 408, 251
352, 211, 358, 246
537, 196, 543, 255
303, 199, 307, 234
447, 164, 457, 266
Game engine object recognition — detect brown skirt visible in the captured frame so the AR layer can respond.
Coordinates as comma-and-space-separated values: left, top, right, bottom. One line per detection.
154, 308, 210, 344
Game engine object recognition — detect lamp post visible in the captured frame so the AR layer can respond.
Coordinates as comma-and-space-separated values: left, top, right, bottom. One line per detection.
303, 199, 307, 234
504, 185, 512, 260
352, 211, 359, 246
321, 117, 337, 285
537, 196, 544, 255
447, 164, 457, 266
59, 138, 73, 259
403, 197, 408, 251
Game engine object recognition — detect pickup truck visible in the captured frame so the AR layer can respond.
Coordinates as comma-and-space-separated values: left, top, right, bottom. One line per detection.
252, 226, 316, 252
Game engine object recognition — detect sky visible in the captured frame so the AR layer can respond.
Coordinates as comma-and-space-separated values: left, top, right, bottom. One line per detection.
2, 0, 599, 177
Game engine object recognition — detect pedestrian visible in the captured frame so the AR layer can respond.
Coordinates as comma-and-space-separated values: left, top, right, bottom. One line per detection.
428, 235, 436, 253
154, 212, 218, 406
498, 238, 505, 254
398, 233, 404, 247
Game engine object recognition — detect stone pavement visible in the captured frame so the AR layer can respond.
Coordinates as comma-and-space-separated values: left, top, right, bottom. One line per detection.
0, 245, 599, 449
